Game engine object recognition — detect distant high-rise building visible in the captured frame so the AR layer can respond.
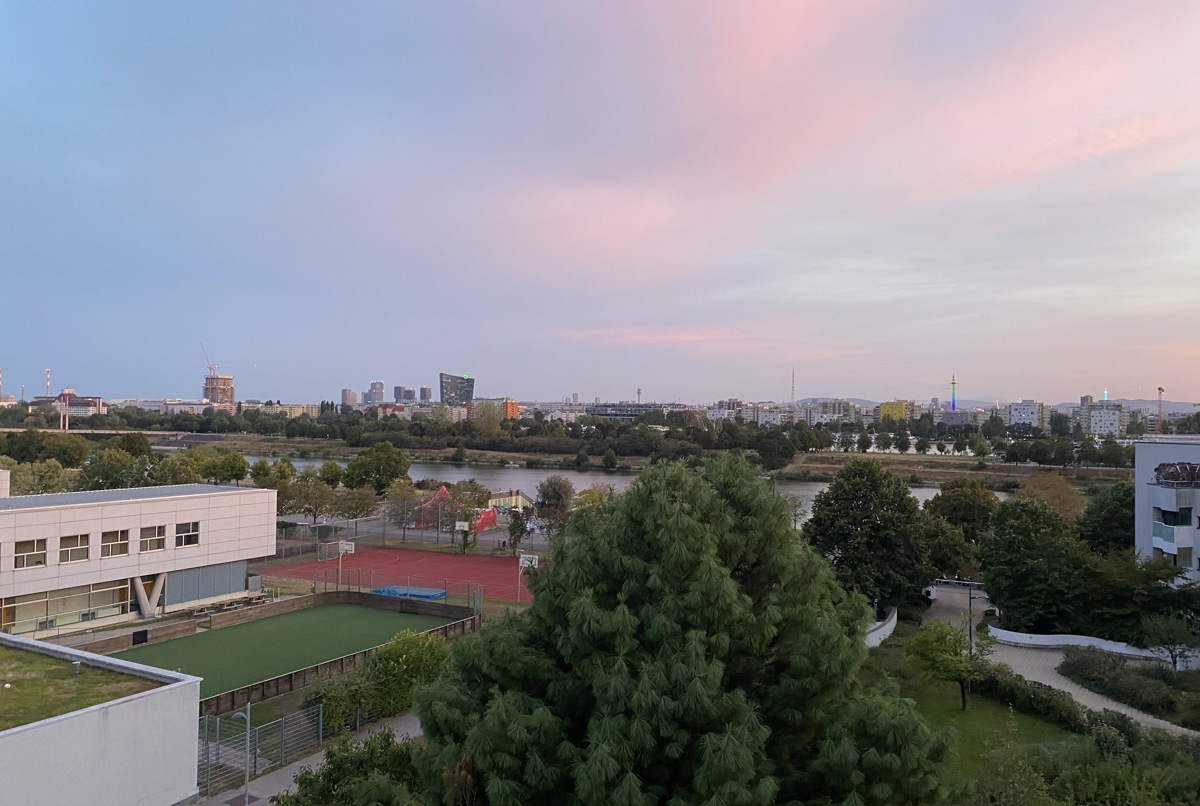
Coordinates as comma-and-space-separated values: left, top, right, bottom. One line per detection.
203, 373, 235, 406
419, 386, 432, 402
394, 385, 406, 403
503, 399, 519, 420
404, 388, 416, 401
572, 392, 579, 405
341, 388, 358, 406
365, 381, 385, 405
1081, 395, 1094, 406
439, 373, 475, 407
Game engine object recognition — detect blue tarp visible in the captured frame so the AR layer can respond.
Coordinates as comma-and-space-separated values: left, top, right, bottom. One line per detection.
370, 585, 447, 601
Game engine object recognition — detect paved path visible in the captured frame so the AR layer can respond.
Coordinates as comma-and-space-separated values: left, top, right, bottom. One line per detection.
926, 584, 1197, 737
195, 712, 423, 806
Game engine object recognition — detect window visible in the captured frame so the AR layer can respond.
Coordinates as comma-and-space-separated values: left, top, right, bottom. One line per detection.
101, 530, 129, 557
175, 521, 200, 548
139, 525, 166, 552
14, 539, 47, 569
60, 535, 89, 563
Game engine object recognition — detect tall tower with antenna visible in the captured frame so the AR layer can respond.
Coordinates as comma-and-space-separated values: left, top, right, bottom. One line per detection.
45, 368, 51, 398
636, 387, 642, 405
950, 374, 957, 412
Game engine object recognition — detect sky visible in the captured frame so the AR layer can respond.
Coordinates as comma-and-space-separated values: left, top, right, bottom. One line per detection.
2, 1, 1198, 407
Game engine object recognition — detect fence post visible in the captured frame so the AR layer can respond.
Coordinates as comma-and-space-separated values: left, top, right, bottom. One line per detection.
280, 717, 286, 766
318, 703, 324, 747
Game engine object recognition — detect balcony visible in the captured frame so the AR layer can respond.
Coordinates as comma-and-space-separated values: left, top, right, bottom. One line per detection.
1154, 521, 1176, 543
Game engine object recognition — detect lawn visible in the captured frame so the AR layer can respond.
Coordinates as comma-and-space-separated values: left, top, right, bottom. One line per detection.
0, 645, 159, 731
113, 605, 454, 697
862, 620, 1079, 780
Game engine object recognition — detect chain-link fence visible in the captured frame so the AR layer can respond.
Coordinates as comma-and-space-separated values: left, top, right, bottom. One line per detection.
310, 567, 483, 613
275, 511, 514, 560
197, 703, 324, 798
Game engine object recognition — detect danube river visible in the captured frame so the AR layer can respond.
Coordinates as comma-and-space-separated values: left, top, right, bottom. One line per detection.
246, 456, 955, 513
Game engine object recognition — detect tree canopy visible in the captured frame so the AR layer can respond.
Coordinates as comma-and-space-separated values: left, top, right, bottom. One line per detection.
923, 479, 998, 544
413, 455, 955, 805
980, 499, 1085, 633
1076, 481, 1135, 554
344, 442, 411, 494
803, 458, 931, 609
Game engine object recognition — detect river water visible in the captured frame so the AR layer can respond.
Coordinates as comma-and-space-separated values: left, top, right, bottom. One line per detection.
246, 456, 955, 512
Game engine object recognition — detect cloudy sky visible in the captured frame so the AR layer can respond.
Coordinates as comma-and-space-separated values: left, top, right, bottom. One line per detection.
2, 2, 1198, 406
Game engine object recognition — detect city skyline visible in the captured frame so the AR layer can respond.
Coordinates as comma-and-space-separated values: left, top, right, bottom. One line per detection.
3, 3, 1198, 403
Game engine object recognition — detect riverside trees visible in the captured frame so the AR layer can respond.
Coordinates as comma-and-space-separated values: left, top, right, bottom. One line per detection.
414, 456, 955, 805
803, 458, 932, 611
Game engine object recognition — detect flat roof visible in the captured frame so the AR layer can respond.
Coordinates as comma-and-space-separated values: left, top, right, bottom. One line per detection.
0, 643, 161, 731
0, 484, 260, 512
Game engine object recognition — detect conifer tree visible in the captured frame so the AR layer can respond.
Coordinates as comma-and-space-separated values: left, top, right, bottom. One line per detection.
414, 455, 954, 805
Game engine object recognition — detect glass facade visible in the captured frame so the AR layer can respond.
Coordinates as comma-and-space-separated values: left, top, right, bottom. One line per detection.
439, 372, 475, 407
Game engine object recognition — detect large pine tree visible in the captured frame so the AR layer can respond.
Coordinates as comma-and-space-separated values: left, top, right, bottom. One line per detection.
414, 455, 954, 805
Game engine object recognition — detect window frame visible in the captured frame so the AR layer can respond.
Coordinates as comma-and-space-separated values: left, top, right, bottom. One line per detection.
139, 525, 166, 553
175, 521, 200, 548
59, 534, 90, 564
14, 539, 48, 569
101, 529, 130, 558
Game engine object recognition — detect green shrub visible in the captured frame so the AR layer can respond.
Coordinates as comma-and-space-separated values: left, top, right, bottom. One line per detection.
1179, 698, 1200, 730
306, 630, 449, 733
975, 662, 1090, 733
1058, 646, 1124, 684
1109, 673, 1176, 715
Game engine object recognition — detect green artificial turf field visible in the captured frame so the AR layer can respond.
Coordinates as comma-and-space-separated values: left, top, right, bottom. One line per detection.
113, 605, 454, 697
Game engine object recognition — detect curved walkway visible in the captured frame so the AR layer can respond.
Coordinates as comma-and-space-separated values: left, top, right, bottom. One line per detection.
926, 584, 1197, 737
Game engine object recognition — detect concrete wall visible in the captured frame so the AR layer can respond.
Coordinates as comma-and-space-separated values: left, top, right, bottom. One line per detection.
66, 618, 199, 655
988, 624, 1197, 669
865, 608, 898, 648
0, 632, 201, 806
0, 486, 276, 600
207, 590, 477, 630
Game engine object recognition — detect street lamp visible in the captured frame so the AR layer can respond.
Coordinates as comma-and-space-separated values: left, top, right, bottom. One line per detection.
231, 704, 251, 806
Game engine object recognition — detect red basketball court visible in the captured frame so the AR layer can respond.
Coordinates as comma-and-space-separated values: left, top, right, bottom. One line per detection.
270, 546, 534, 601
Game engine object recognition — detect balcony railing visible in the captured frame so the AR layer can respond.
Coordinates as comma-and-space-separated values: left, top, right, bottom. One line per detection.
1153, 521, 1176, 543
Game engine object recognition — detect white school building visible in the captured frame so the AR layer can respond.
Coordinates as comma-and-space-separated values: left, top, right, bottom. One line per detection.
0, 469, 276, 637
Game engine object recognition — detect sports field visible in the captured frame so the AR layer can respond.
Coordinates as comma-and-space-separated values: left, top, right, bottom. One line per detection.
113, 604, 454, 697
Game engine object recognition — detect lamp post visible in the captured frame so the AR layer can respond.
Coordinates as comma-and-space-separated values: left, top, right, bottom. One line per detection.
232, 705, 251, 806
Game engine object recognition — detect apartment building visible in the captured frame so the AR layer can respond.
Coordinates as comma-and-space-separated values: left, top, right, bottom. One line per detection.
1135, 437, 1200, 581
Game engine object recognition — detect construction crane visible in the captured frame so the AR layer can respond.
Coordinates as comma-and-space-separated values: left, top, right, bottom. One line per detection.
200, 341, 217, 377
1158, 387, 1165, 433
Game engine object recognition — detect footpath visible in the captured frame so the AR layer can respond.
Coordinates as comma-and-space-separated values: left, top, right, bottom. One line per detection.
195, 712, 423, 806
927, 584, 1197, 738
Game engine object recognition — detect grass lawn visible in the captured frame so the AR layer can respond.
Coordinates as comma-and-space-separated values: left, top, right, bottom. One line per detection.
0, 645, 159, 731
862, 620, 1079, 780
113, 605, 453, 698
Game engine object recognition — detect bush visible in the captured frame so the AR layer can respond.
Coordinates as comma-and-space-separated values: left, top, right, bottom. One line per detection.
305, 630, 449, 733
1179, 698, 1200, 731
975, 661, 1090, 733
1058, 646, 1123, 683
1058, 647, 1179, 716
1109, 673, 1176, 715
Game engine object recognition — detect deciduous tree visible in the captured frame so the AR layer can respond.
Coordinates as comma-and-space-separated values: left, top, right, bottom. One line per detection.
803, 458, 930, 610
980, 499, 1086, 633
1015, 471, 1084, 524
1076, 481, 1135, 554
344, 442, 411, 494
908, 618, 995, 711
924, 479, 999, 544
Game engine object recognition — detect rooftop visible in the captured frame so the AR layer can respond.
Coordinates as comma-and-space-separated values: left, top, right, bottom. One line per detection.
0, 483, 257, 512
0, 643, 160, 732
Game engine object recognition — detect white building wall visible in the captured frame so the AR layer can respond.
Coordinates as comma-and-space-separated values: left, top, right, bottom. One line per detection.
0, 486, 276, 601
0, 633, 201, 806
1134, 439, 1200, 579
